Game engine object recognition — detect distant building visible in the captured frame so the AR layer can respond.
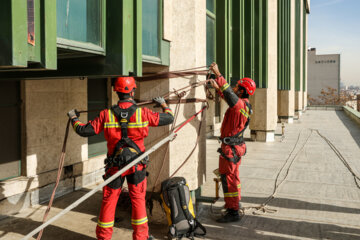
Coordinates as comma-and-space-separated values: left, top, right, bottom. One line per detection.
307, 48, 340, 104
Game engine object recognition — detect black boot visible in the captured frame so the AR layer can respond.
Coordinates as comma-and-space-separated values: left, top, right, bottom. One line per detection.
216, 209, 241, 223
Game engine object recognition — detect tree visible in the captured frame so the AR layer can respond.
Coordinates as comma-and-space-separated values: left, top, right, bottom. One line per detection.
308, 87, 352, 106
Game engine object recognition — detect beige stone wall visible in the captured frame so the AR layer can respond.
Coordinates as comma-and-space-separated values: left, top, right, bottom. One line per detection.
295, 0, 304, 111
0, 78, 107, 215
138, 0, 207, 192
277, 0, 295, 121
250, 0, 278, 141
168, 0, 206, 191
303, 12, 308, 109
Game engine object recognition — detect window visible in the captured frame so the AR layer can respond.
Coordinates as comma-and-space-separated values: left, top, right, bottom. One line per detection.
88, 79, 108, 158
57, 0, 104, 53
206, 0, 216, 66
142, 0, 160, 58
0, 81, 21, 180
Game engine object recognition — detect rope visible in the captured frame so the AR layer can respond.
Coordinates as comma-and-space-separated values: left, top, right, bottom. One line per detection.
34, 66, 211, 239
242, 128, 360, 215
242, 129, 313, 215
36, 119, 71, 240
313, 129, 360, 189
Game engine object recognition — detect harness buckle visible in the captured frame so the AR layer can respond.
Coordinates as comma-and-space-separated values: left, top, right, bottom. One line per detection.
120, 112, 128, 118
223, 137, 232, 145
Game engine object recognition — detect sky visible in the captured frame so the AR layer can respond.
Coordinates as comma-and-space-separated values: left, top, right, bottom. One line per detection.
308, 0, 360, 86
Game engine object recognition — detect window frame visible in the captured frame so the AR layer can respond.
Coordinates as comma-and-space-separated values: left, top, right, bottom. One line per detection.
56, 0, 106, 56
142, 0, 170, 66
206, 0, 217, 67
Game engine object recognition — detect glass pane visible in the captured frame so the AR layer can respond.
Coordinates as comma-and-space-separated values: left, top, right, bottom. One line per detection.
0, 81, 21, 180
206, 16, 216, 66
88, 79, 107, 158
142, 0, 159, 57
207, 0, 215, 13
57, 0, 101, 46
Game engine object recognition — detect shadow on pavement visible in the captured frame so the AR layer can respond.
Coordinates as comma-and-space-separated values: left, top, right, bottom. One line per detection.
198, 204, 360, 240
336, 110, 360, 148
241, 196, 360, 215
0, 216, 94, 240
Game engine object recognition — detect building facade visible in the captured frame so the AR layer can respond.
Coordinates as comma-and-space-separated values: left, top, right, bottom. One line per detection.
0, 0, 309, 219
307, 48, 341, 104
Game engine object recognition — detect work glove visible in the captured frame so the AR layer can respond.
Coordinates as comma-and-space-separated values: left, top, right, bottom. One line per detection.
153, 96, 166, 106
67, 109, 80, 119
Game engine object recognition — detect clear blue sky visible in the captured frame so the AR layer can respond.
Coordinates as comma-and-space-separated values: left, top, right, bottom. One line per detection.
308, 0, 360, 86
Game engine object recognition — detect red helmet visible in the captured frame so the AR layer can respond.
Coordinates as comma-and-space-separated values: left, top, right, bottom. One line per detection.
237, 78, 256, 95
113, 77, 137, 93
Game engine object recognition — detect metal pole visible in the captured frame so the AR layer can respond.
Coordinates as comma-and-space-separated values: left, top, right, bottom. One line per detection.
22, 132, 176, 240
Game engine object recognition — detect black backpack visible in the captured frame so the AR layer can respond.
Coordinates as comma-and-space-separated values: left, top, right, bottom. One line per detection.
161, 177, 206, 240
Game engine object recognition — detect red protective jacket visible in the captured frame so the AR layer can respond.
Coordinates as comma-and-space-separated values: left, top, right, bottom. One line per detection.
71, 100, 174, 155
215, 76, 251, 159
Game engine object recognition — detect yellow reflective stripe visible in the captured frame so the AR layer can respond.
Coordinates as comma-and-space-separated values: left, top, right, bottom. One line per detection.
104, 122, 149, 128
97, 220, 114, 228
131, 217, 148, 225
237, 184, 241, 189
240, 109, 249, 118
224, 192, 239, 197
104, 123, 120, 128
128, 122, 149, 128
220, 83, 230, 92
136, 108, 142, 124
104, 108, 148, 129
165, 109, 174, 116
73, 121, 81, 131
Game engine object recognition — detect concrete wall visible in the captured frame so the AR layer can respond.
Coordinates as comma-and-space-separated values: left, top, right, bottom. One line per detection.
307, 48, 340, 104
303, 10, 308, 109
250, 0, 278, 142
138, 0, 207, 193
295, 0, 304, 113
277, 0, 296, 123
0, 78, 106, 217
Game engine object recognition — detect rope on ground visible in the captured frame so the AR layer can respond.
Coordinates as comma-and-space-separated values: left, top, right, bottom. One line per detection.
242, 129, 313, 215
313, 129, 360, 189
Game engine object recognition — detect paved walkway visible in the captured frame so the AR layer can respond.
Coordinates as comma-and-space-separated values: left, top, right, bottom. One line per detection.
0, 110, 359, 239
199, 110, 360, 240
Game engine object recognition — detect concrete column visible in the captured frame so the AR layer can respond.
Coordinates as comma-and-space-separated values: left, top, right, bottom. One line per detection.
277, 0, 295, 124
303, 9, 308, 110
295, 0, 304, 116
250, 0, 278, 142
138, 0, 206, 192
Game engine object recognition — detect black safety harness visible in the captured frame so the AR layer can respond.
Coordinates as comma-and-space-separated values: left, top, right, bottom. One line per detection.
104, 101, 148, 169
218, 101, 252, 163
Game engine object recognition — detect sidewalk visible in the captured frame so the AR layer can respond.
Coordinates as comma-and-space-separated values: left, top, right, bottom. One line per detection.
1, 109, 360, 239
198, 109, 360, 240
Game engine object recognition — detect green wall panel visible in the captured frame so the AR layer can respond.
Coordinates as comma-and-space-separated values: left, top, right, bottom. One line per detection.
277, 0, 291, 90
41, 0, 57, 70
295, 0, 301, 91
0, 0, 143, 78
0, 0, 28, 68
242, 0, 268, 89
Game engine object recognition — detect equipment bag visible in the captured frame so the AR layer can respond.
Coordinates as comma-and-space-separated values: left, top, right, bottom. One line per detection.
161, 177, 206, 240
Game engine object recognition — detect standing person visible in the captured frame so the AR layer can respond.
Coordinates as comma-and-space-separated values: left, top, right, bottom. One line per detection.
67, 77, 174, 240
209, 62, 256, 223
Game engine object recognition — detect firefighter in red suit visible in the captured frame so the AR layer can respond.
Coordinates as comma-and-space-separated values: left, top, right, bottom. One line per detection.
67, 77, 174, 240
209, 62, 256, 223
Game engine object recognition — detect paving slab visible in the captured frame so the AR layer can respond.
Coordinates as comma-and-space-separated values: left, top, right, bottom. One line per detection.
0, 110, 360, 240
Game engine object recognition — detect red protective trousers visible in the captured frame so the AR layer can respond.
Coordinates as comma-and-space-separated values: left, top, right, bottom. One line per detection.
213, 75, 250, 211
219, 144, 245, 210
96, 164, 148, 240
